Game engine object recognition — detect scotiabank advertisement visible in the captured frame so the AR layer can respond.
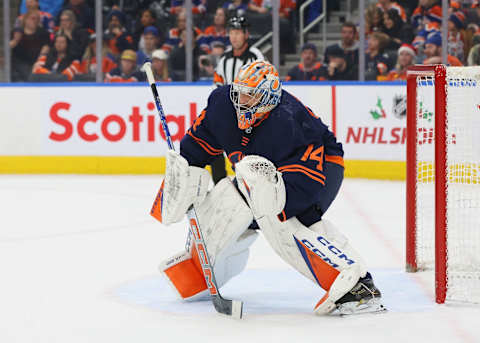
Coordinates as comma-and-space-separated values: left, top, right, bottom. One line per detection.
0, 83, 408, 162
41, 86, 211, 156
335, 85, 407, 161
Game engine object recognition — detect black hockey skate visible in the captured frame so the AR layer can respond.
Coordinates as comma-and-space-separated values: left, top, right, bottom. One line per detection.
333, 272, 386, 316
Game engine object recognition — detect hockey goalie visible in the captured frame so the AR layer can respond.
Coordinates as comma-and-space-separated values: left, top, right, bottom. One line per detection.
151, 60, 385, 315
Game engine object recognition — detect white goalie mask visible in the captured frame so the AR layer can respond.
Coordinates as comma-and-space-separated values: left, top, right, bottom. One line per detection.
230, 60, 282, 130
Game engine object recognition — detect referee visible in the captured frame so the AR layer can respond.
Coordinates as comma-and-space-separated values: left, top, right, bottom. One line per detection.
210, 16, 265, 184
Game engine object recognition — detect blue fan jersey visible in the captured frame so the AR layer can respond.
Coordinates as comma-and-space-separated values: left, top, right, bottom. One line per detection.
180, 85, 345, 227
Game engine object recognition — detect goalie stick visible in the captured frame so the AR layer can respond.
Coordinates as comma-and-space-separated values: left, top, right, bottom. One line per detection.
143, 62, 243, 319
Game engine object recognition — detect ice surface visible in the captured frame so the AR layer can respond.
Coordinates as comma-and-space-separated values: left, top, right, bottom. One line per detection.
0, 175, 479, 343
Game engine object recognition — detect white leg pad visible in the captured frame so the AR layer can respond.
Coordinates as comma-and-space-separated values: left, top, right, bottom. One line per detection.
160, 178, 257, 301
256, 214, 368, 313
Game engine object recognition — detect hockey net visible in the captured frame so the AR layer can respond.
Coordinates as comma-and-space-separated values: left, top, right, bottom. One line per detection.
406, 65, 480, 304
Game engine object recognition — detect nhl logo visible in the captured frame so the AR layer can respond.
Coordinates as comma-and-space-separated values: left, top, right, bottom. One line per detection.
392, 94, 406, 119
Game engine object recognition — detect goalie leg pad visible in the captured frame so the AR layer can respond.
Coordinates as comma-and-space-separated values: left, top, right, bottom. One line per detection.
256, 215, 368, 314
160, 178, 257, 300
161, 249, 206, 300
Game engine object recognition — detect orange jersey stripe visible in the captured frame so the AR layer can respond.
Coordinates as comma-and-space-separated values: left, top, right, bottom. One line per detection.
324, 155, 344, 168
279, 164, 326, 180
278, 167, 326, 185
187, 131, 223, 156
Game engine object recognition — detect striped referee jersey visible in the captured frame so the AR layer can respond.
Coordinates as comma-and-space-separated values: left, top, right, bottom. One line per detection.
213, 45, 264, 87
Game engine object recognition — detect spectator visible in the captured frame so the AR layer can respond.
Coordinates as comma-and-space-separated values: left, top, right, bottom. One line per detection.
467, 34, 480, 66
19, 0, 63, 18
56, 9, 89, 60
211, 41, 226, 60
411, 0, 442, 31
10, 10, 50, 81
15, 0, 54, 32
365, 32, 391, 80
448, 11, 467, 63
325, 45, 358, 81
198, 54, 217, 81
223, 0, 248, 17
423, 33, 463, 66
376, 0, 407, 22
169, 29, 205, 81
136, 26, 162, 64
381, 9, 414, 51
198, 41, 225, 80
248, 0, 270, 14
58, 0, 94, 31
280, 0, 297, 19
285, 43, 326, 81
151, 49, 172, 82
248, 0, 296, 19
412, 21, 440, 56
399, 0, 420, 15
247, 0, 296, 53
365, 4, 384, 34
324, 22, 359, 68
78, 34, 117, 80
104, 49, 144, 82
449, 1, 461, 14
104, 9, 135, 58
32, 34, 81, 81
170, 0, 207, 15
161, 8, 203, 54
201, 7, 230, 53
133, 9, 162, 50
386, 44, 416, 80
473, 1, 480, 18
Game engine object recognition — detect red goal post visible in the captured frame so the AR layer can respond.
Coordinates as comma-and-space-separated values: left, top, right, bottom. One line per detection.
406, 64, 480, 304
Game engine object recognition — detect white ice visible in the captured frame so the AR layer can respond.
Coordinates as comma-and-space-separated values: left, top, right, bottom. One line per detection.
0, 175, 479, 343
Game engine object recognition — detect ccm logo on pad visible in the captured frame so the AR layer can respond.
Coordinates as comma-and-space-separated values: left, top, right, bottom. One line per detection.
302, 236, 355, 268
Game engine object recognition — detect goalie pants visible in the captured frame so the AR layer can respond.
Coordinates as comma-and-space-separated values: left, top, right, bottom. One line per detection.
288, 161, 344, 227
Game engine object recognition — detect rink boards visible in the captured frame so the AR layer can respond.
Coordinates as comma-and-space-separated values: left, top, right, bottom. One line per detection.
0, 81, 407, 179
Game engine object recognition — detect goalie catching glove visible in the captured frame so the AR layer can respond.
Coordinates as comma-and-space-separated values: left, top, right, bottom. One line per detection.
236, 155, 286, 219
152, 150, 211, 225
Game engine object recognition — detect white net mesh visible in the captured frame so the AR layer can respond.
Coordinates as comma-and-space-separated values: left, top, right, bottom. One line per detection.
415, 67, 480, 303
445, 67, 480, 303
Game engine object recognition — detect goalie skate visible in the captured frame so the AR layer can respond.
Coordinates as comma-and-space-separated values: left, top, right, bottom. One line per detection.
333, 272, 386, 316
335, 298, 386, 316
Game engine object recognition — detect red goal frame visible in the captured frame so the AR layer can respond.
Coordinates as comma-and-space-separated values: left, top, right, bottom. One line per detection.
406, 64, 448, 304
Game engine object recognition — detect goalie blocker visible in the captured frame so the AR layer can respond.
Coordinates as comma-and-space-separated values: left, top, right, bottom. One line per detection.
151, 61, 384, 315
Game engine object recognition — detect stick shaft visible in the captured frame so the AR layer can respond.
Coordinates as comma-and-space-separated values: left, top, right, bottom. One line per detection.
144, 62, 174, 150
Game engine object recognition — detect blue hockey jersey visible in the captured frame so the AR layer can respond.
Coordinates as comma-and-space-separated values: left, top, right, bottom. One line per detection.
180, 85, 344, 225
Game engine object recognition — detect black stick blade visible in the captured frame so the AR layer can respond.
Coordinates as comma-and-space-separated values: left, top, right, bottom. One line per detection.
213, 296, 243, 319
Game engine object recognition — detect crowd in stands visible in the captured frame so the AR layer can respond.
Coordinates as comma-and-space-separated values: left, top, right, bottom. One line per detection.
288, 0, 480, 81
9, 0, 300, 82
8, 0, 480, 83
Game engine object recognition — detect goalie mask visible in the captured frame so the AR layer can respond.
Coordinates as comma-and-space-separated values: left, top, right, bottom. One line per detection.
230, 60, 282, 130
